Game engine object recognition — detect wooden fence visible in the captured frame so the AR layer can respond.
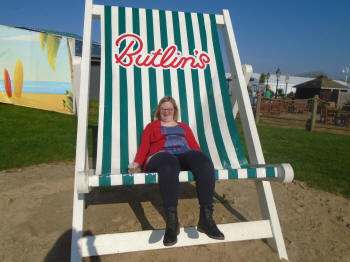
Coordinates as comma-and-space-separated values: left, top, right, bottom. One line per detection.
252, 95, 350, 131
252, 98, 312, 116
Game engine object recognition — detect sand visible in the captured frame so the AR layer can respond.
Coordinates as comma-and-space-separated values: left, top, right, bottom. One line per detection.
0, 93, 71, 114
0, 161, 349, 262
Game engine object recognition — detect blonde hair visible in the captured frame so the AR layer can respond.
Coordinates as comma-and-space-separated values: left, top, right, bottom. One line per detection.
153, 96, 179, 121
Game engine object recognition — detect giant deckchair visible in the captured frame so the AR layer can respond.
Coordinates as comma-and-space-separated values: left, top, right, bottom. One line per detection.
72, 0, 294, 261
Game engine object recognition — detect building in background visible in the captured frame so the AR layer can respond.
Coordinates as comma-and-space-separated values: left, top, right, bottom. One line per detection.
294, 75, 350, 102
246, 73, 349, 97
226, 71, 315, 97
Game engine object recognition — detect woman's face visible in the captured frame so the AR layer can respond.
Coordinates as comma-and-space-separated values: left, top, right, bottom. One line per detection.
159, 101, 175, 122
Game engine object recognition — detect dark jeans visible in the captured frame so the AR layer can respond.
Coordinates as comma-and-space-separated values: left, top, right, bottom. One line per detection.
145, 150, 215, 208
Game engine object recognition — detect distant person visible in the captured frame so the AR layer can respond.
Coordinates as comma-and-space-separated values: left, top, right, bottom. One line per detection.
265, 90, 271, 99
249, 95, 254, 104
128, 96, 224, 246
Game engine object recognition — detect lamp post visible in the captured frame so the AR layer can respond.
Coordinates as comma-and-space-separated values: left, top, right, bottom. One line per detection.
342, 66, 349, 83
285, 74, 290, 96
275, 67, 281, 98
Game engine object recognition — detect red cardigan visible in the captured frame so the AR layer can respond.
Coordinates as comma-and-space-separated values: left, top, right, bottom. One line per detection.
134, 120, 201, 168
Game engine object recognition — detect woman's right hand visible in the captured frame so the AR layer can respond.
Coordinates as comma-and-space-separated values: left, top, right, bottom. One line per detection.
128, 162, 141, 173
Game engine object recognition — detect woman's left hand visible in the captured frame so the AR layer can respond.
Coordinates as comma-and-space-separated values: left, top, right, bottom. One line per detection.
128, 162, 141, 173
128, 167, 141, 173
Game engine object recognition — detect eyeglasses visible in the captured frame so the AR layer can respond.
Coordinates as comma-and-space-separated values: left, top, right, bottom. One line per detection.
160, 108, 174, 112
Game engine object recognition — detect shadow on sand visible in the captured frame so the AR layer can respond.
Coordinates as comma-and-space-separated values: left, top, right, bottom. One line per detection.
44, 125, 250, 261
44, 229, 101, 262
45, 183, 249, 261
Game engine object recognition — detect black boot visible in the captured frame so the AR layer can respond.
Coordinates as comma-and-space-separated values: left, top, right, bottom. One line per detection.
197, 204, 224, 240
163, 206, 180, 246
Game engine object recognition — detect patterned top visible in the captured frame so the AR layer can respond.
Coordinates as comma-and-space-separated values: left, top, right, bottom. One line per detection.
160, 124, 191, 154
134, 121, 201, 167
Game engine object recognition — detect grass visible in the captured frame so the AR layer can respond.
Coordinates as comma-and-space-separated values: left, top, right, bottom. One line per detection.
0, 100, 99, 170
237, 122, 350, 198
0, 103, 77, 169
260, 125, 350, 198
1, 102, 350, 198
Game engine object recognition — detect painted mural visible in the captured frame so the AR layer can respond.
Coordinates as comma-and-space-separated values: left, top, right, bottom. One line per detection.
0, 25, 73, 114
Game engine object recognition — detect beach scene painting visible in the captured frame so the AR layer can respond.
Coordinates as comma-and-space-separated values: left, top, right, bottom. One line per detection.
0, 25, 73, 114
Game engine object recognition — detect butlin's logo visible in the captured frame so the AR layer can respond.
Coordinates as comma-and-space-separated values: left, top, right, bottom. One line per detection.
114, 33, 211, 70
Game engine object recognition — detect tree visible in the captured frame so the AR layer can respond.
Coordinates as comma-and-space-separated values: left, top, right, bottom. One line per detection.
266, 72, 271, 91
287, 91, 295, 98
317, 73, 328, 78
277, 88, 284, 97
259, 73, 266, 84
275, 67, 281, 98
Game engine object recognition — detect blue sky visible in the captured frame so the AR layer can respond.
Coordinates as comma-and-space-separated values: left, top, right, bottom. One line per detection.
1, 0, 350, 80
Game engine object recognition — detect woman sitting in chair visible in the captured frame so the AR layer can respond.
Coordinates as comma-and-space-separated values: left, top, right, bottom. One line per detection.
128, 96, 224, 246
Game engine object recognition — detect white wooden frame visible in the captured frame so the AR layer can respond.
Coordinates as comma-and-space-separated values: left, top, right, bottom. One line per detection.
71, 1, 289, 261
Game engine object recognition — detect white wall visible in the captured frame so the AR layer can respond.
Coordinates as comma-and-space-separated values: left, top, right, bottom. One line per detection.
248, 73, 314, 95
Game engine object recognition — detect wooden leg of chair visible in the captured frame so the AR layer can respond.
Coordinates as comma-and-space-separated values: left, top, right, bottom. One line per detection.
71, 179, 85, 262
255, 180, 288, 260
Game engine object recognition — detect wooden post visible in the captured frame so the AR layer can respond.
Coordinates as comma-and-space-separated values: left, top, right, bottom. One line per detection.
255, 92, 262, 124
336, 90, 342, 110
309, 95, 319, 131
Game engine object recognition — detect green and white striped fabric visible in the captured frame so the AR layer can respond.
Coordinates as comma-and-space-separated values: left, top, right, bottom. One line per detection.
92, 167, 278, 187
95, 6, 270, 186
